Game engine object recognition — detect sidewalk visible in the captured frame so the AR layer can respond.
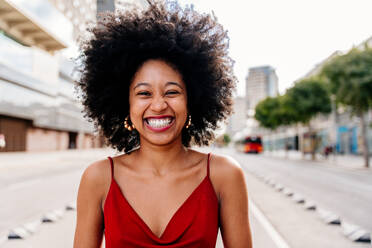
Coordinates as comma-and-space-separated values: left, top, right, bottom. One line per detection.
0, 148, 116, 168
263, 150, 371, 170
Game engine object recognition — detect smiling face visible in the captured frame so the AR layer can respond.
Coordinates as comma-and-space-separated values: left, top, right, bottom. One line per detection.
129, 59, 188, 147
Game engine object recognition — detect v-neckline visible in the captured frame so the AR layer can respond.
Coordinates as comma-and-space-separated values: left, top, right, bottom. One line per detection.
111, 174, 209, 240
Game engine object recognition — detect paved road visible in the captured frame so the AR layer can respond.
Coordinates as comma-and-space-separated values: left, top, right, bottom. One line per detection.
1, 210, 279, 248
220, 148, 372, 231
1, 147, 371, 247
0, 148, 280, 248
0, 149, 111, 235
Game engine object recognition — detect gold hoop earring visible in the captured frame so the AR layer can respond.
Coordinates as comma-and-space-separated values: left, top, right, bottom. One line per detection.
124, 116, 135, 131
185, 115, 191, 129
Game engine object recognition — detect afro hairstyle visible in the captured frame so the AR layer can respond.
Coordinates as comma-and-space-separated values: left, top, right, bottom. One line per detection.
77, 0, 236, 153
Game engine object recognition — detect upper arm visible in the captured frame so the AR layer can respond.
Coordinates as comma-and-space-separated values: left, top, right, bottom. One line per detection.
73, 160, 108, 248
215, 155, 252, 248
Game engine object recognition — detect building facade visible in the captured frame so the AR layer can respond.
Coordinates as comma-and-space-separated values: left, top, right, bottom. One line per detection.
245, 65, 278, 111
260, 36, 372, 155
0, 0, 104, 152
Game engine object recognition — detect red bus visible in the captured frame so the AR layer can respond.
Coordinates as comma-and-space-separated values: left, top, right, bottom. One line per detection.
244, 136, 263, 153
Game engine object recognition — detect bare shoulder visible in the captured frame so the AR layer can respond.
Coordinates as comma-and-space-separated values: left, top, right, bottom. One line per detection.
209, 153, 246, 201
79, 158, 112, 202
82, 158, 111, 185
210, 153, 245, 181
74, 158, 110, 247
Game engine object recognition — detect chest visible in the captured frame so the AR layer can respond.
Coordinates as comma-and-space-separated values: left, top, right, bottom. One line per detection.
104, 179, 219, 247
114, 175, 207, 238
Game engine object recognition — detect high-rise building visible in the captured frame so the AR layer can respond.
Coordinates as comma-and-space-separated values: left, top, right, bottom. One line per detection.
245, 65, 278, 112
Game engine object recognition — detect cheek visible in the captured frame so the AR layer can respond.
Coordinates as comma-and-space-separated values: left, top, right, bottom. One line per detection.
172, 101, 188, 124
170, 97, 187, 112
129, 99, 148, 120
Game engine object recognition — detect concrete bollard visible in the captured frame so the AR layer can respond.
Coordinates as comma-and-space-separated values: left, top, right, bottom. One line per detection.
268, 179, 276, 187
8, 227, 30, 239
283, 188, 294, 197
317, 208, 341, 225
66, 202, 77, 211
274, 183, 284, 192
304, 200, 316, 210
42, 212, 59, 223
341, 221, 371, 243
292, 193, 305, 204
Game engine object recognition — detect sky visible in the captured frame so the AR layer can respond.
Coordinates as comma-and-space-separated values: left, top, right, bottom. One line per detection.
179, 0, 372, 96
9, 0, 372, 96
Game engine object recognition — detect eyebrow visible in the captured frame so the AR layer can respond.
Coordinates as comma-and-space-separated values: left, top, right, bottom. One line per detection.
166, 81, 184, 89
133, 81, 184, 90
133, 82, 150, 89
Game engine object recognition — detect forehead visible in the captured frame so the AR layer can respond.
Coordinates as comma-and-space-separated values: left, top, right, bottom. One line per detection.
131, 59, 185, 88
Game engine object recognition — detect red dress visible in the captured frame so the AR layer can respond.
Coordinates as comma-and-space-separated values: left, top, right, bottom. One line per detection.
104, 153, 219, 247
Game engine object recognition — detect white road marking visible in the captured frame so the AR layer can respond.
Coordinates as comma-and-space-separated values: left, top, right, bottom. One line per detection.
250, 199, 291, 248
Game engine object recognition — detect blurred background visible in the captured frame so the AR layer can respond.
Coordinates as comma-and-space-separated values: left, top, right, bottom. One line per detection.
0, 0, 371, 247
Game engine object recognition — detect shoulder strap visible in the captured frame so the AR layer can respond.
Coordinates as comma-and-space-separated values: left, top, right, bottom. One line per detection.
207, 153, 211, 178
107, 156, 114, 179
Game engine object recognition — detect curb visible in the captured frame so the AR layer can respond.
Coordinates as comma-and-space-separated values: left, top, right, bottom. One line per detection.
42, 208, 65, 223
2, 202, 76, 246
342, 221, 371, 243
282, 188, 294, 197
251, 170, 371, 244
292, 193, 305, 204
304, 200, 316, 210
317, 208, 341, 225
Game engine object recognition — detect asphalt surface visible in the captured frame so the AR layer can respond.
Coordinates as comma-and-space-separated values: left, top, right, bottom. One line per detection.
222, 148, 372, 231
1, 147, 371, 247
0, 148, 279, 248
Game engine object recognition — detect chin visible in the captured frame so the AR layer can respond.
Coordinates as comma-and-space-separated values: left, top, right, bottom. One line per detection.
142, 134, 182, 147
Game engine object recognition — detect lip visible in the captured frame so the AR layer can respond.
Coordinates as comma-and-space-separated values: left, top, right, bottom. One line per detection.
144, 116, 175, 132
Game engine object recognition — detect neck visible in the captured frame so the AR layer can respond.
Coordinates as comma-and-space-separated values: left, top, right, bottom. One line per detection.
133, 138, 190, 175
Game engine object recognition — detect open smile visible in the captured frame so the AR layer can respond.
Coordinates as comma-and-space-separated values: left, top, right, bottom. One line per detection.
144, 116, 175, 132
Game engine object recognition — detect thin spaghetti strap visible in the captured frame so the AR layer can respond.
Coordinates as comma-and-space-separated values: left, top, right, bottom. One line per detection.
207, 153, 211, 178
107, 156, 114, 179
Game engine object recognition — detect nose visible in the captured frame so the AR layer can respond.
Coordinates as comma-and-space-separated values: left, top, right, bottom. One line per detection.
150, 95, 168, 112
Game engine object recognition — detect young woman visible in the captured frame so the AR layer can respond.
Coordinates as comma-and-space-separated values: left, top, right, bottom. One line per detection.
73, 1, 252, 247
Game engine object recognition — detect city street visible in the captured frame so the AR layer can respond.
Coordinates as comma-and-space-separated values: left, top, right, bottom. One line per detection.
0, 147, 371, 247
1, 0, 372, 247
229, 148, 372, 231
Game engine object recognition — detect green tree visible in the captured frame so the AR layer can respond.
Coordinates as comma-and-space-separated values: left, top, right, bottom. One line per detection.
223, 134, 231, 146
322, 47, 372, 168
255, 96, 295, 155
254, 97, 283, 130
283, 78, 332, 159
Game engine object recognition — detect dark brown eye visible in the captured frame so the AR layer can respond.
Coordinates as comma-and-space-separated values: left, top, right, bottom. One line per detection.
137, 91, 151, 96
166, 91, 179, 95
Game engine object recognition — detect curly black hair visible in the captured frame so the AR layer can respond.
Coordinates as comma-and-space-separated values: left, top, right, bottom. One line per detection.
77, 0, 236, 153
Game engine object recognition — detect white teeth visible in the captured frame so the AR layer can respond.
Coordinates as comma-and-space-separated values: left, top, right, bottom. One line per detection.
146, 118, 172, 128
